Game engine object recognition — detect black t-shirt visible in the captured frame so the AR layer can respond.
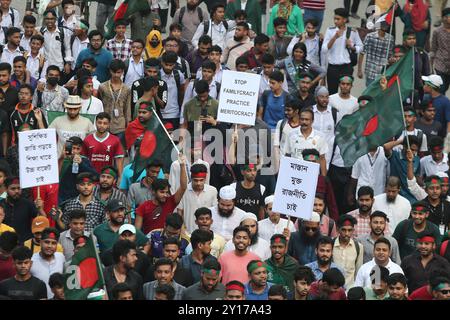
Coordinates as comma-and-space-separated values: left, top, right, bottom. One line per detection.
131, 77, 168, 118
0, 276, 47, 300
100, 249, 151, 279
2, 85, 19, 116
415, 118, 444, 139
234, 182, 265, 216
1, 198, 38, 242
144, 262, 194, 288
0, 108, 10, 157
10, 108, 48, 143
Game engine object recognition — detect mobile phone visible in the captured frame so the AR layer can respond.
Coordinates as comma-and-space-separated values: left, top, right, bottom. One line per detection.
65, 141, 73, 155
201, 107, 208, 117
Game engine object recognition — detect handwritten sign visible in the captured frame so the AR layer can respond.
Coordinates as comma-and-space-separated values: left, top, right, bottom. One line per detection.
217, 70, 260, 126
272, 156, 319, 220
18, 129, 59, 189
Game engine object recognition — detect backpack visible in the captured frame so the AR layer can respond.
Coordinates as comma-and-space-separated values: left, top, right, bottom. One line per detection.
0, 44, 26, 56
1, 27, 7, 44
179, 6, 203, 25
191, 79, 221, 98
173, 69, 184, 108
40, 26, 67, 61
203, 19, 228, 36
345, 27, 358, 66
333, 237, 361, 266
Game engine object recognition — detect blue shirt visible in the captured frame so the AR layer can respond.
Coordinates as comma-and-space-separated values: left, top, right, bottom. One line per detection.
180, 254, 218, 284
388, 150, 420, 204
260, 90, 286, 129
148, 229, 190, 259
244, 282, 273, 300
431, 94, 450, 129
76, 47, 113, 82
304, 261, 346, 281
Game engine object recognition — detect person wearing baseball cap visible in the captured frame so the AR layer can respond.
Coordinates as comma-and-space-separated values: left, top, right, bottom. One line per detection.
210, 185, 246, 241
24, 216, 64, 254
422, 73, 450, 131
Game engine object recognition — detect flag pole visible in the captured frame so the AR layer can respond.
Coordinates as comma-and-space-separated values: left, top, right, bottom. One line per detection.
382, 4, 396, 76
91, 234, 109, 300
396, 79, 411, 150
151, 108, 181, 154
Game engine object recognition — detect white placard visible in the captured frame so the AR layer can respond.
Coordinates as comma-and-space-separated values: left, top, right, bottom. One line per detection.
18, 129, 59, 189
217, 70, 260, 126
272, 156, 320, 220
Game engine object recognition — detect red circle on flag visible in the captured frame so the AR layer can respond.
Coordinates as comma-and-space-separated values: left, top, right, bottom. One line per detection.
78, 257, 99, 288
362, 115, 379, 136
139, 131, 156, 158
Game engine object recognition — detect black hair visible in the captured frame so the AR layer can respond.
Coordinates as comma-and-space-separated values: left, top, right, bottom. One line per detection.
114, 19, 128, 27
88, 30, 103, 41
254, 34, 270, 46
142, 77, 159, 91
194, 207, 212, 219
43, 9, 57, 18
6, 27, 21, 39
191, 163, 208, 175
5, 176, 19, 188
96, 112, 111, 122
169, 22, 182, 32
322, 268, 345, 287
201, 60, 216, 72
302, 148, 319, 158
69, 136, 83, 146
298, 71, 314, 81
334, 8, 349, 19
357, 186, 374, 198
190, 229, 214, 250
269, 70, 284, 82
424, 175, 441, 189
109, 59, 126, 72
23, 15, 37, 25
273, 17, 287, 27
165, 213, 184, 230
145, 58, 161, 68
161, 51, 178, 64
305, 18, 318, 27
202, 257, 221, 271
370, 265, 390, 283
30, 34, 44, 44
316, 236, 333, 249
337, 214, 357, 228
261, 53, 275, 65
294, 266, 315, 284
234, 9, 247, 19
347, 287, 366, 300
77, 75, 93, 94
163, 36, 179, 46
233, 226, 251, 238
370, 210, 388, 221
163, 237, 180, 248
13, 56, 26, 65
0, 231, 19, 253
285, 95, 300, 111
62, 0, 75, 5
0, 62, 12, 74
292, 42, 307, 61
155, 283, 175, 300
374, 237, 391, 250
270, 234, 287, 245
42, 227, 60, 242
81, 57, 97, 68
49, 272, 64, 289
235, 56, 249, 67
268, 284, 287, 299
209, 45, 222, 54
18, 83, 33, 95
387, 273, 407, 287
151, 178, 170, 192
112, 240, 136, 264
403, 135, 420, 149
147, 160, 163, 169
403, 29, 416, 37
112, 282, 132, 300
429, 136, 444, 149
236, 21, 249, 30
68, 209, 86, 221
210, 3, 225, 16
300, 107, 314, 120
194, 79, 209, 95
11, 246, 32, 261
132, 39, 145, 47
154, 257, 173, 270
416, 230, 437, 241
198, 35, 213, 46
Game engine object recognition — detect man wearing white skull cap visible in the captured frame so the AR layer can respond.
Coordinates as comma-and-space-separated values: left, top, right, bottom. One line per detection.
258, 195, 296, 242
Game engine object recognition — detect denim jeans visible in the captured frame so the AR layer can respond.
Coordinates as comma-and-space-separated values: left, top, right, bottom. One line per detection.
303, 9, 325, 32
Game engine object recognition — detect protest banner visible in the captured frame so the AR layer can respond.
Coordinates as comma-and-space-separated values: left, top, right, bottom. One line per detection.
217, 70, 260, 126
18, 128, 59, 189
272, 156, 319, 220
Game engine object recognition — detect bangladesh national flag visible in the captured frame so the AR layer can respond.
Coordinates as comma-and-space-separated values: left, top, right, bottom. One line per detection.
105, 0, 151, 38
64, 235, 105, 300
130, 110, 175, 182
335, 51, 414, 166
47, 111, 96, 125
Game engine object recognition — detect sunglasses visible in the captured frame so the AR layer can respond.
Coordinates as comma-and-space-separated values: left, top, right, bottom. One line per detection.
440, 289, 450, 294
305, 227, 318, 232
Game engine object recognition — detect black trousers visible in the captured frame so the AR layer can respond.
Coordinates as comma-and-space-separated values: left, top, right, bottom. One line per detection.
344, 0, 360, 14
326, 63, 353, 95
328, 164, 355, 215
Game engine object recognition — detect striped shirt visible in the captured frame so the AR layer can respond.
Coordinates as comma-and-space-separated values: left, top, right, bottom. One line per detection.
301, 0, 325, 10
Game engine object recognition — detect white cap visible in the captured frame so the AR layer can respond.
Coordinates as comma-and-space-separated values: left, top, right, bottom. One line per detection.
436, 171, 449, 179
264, 195, 274, 205
240, 212, 258, 223
422, 75, 443, 88
307, 211, 321, 223
219, 185, 236, 200
87, 289, 105, 300
119, 224, 136, 235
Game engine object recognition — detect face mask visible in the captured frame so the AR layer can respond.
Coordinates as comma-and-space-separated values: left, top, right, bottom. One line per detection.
47, 77, 59, 86
150, 40, 160, 48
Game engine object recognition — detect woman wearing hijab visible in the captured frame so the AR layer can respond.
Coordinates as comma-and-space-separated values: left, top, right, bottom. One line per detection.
267, 0, 304, 36
144, 29, 164, 60
402, 0, 431, 49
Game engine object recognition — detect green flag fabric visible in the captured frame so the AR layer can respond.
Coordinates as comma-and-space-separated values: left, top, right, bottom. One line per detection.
64, 235, 105, 300
47, 110, 96, 125
131, 111, 175, 182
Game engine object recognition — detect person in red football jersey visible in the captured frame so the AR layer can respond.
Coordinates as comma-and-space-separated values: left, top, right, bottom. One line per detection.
82, 112, 125, 179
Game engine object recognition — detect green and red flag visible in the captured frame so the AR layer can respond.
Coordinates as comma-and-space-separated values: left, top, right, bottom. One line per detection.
105, 0, 151, 37
64, 235, 105, 300
335, 50, 414, 167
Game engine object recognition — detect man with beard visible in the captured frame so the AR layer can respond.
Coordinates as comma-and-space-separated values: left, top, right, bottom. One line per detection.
135, 157, 187, 234
94, 199, 148, 254
244, 260, 272, 300
258, 195, 295, 242
30, 228, 65, 299
230, 164, 266, 220
100, 224, 152, 280
354, 237, 404, 288
82, 112, 125, 176
309, 268, 347, 300
401, 232, 450, 292
57, 173, 105, 234
180, 229, 216, 283
373, 177, 411, 232
128, 160, 164, 211
219, 226, 261, 285
266, 234, 298, 295
186, 35, 212, 76
93, 166, 128, 207
357, 211, 401, 264
143, 257, 186, 300
49, 95, 95, 158
222, 22, 253, 71
210, 186, 246, 241
104, 239, 144, 300
224, 212, 271, 260
393, 201, 442, 259
0, 177, 42, 243
288, 211, 322, 265
0, 246, 47, 300
125, 102, 158, 156
332, 214, 364, 288
305, 236, 345, 281
421, 175, 450, 233
347, 186, 376, 238
173, 0, 210, 43
183, 258, 225, 300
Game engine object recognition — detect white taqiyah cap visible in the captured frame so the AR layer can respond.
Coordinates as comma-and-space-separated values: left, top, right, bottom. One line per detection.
240, 212, 258, 223
436, 171, 449, 179
264, 195, 274, 205
219, 185, 236, 200
307, 211, 321, 223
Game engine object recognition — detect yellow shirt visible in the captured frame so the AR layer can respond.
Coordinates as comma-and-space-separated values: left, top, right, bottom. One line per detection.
0, 223, 15, 234
24, 239, 64, 254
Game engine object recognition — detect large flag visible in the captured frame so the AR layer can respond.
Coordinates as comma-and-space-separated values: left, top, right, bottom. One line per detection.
130, 108, 175, 182
335, 50, 414, 167
64, 235, 105, 300
104, 0, 151, 37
